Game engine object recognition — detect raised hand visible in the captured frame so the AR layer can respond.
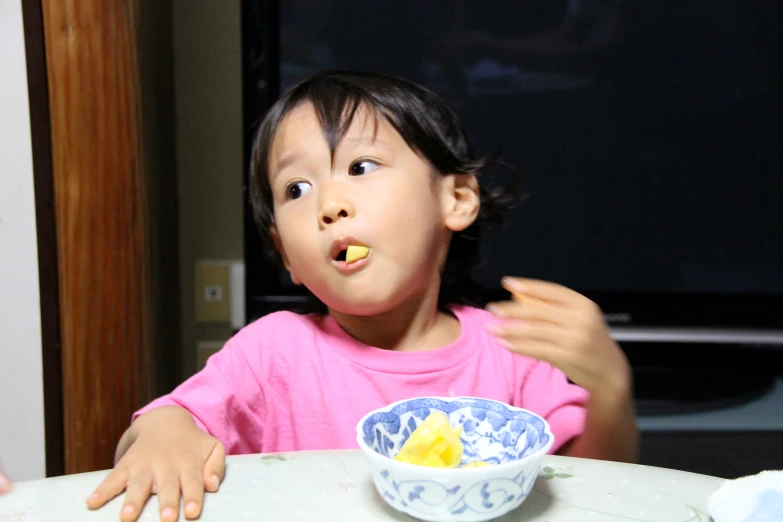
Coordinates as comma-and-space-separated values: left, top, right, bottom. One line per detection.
487, 277, 638, 462
487, 277, 631, 399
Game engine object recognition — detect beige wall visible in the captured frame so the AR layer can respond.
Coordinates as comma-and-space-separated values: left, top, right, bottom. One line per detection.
172, 1, 245, 377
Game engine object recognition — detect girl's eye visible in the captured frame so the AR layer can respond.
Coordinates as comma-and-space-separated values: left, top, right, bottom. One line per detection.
350, 160, 380, 176
286, 181, 312, 200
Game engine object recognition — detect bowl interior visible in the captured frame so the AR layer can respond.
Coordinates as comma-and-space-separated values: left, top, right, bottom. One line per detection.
359, 397, 552, 466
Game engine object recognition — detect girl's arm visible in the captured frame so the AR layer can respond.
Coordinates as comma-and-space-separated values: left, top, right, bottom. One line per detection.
557, 366, 639, 462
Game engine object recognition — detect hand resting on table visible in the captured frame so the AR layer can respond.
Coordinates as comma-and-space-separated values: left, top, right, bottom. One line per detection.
86, 406, 226, 522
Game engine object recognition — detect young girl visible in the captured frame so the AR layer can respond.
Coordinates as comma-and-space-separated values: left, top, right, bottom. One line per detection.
88, 70, 638, 522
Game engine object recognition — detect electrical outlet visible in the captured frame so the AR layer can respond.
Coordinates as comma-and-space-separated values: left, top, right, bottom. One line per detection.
195, 261, 232, 323
196, 340, 224, 369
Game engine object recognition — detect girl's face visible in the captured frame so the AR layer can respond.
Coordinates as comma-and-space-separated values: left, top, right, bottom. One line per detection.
267, 102, 474, 316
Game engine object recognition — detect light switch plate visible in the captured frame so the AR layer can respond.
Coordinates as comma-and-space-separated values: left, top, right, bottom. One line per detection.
195, 260, 232, 323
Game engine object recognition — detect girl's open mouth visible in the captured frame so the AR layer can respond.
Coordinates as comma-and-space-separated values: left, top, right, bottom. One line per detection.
333, 246, 371, 273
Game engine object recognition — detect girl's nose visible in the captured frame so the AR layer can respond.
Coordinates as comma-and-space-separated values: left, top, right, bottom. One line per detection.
319, 202, 351, 225
318, 181, 355, 225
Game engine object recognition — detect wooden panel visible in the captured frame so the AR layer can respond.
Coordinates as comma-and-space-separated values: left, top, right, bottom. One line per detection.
41, 0, 152, 474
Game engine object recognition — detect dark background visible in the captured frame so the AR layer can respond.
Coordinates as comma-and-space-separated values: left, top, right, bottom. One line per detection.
243, 0, 783, 334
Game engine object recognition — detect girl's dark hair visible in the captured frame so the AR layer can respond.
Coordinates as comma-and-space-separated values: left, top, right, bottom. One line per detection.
249, 69, 517, 306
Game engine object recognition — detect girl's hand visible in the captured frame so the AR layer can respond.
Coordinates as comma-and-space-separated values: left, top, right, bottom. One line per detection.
0, 467, 11, 495
487, 277, 632, 397
487, 277, 639, 462
86, 407, 226, 522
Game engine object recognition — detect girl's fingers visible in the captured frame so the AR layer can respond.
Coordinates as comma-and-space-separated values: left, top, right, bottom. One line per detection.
119, 470, 153, 522
502, 277, 585, 307
0, 471, 12, 494
179, 464, 206, 520
495, 336, 562, 365
491, 321, 568, 347
203, 441, 226, 493
486, 301, 568, 325
87, 468, 129, 509
153, 470, 181, 522
489, 321, 577, 369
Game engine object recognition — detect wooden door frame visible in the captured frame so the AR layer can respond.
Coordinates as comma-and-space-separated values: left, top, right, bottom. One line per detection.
20, 0, 154, 476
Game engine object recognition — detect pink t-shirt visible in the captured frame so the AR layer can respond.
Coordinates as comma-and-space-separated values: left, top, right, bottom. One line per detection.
134, 305, 588, 454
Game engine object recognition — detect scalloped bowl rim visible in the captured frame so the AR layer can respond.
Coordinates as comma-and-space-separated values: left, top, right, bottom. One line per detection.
355, 396, 555, 473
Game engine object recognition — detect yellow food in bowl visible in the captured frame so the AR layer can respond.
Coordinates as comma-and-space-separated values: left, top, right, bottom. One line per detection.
394, 411, 495, 469
394, 411, 463, 467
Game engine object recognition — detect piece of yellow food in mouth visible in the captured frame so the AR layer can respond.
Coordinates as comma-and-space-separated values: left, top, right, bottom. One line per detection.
345, 245, 370, 263
394, 411, 463, 468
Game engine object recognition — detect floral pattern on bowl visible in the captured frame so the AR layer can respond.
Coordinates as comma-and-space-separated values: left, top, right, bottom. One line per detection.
356, 396, 554, 522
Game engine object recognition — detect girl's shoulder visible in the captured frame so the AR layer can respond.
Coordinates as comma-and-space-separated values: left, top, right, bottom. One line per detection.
226, 310, 328, 359
237, 310, 326, 339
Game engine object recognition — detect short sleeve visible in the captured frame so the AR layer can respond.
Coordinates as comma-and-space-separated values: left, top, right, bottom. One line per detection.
516, 360, 589, 454
132, 338, 266, 454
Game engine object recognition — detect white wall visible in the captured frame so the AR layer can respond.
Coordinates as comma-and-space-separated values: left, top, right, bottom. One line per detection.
0, 0, 47, 481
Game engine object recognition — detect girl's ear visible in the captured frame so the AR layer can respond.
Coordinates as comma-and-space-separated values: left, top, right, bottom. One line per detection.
269, 227, 302, 285
442, 173, 480, 232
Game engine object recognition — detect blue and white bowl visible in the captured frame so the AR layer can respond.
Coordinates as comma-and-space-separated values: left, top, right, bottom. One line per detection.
356, 396, 554, 522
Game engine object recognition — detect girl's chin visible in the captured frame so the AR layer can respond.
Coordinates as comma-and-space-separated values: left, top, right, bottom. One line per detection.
325, 300, 396, 318
320, 292, 404, 317
311, 280, 438, 317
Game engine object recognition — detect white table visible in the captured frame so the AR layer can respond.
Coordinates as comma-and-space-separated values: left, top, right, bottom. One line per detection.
0, 450, 725, 521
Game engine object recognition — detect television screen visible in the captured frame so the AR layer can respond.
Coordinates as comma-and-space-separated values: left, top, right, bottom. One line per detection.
243, 0, 783, 333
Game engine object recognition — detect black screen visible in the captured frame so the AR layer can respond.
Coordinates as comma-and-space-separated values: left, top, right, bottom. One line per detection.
243, 0, 783, 327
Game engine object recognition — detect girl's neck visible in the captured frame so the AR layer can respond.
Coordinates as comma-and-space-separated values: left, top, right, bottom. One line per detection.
328, 286, 460, 352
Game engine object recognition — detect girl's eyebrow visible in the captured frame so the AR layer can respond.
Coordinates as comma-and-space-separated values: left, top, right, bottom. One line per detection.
341, 135, 396, 155
272, 151, 305, 181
